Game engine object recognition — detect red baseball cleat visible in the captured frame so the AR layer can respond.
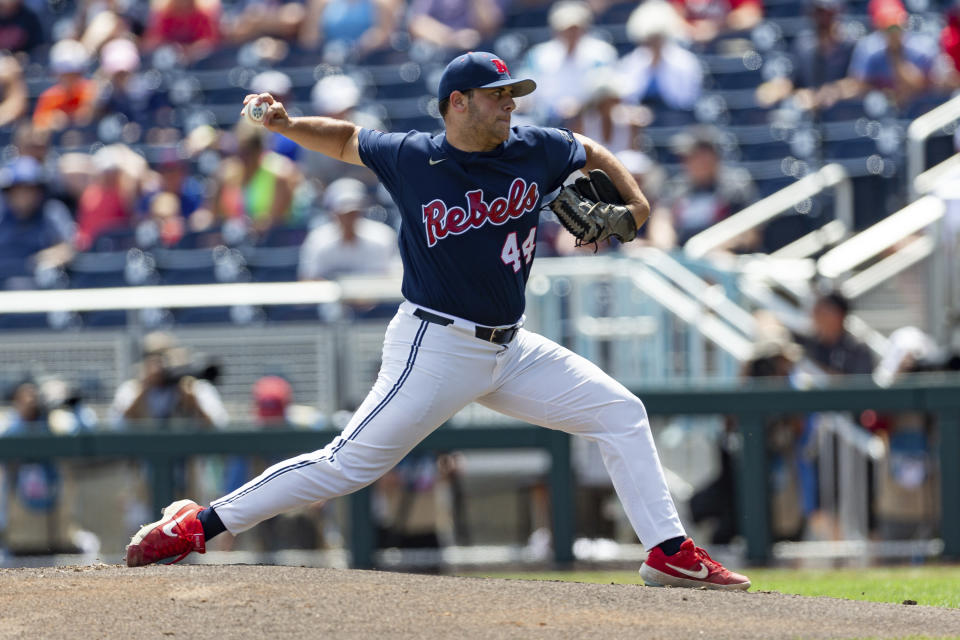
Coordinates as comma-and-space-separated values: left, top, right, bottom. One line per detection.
640, 538, 750, 590
126, 499, 206, 567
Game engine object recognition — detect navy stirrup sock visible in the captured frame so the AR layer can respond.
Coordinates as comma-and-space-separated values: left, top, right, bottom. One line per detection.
198, 506, 226, 541
655, 536, 685, 556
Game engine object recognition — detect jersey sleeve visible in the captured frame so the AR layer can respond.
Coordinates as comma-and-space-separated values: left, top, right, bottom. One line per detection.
538, 127, 587, 193
357, 128, 409, 194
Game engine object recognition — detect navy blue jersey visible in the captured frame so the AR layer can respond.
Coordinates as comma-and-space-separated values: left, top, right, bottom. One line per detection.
358, 125, 585, 325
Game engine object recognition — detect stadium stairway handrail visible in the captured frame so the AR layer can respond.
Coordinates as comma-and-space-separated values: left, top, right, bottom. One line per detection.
907, 93, 960, 200
817, 194, 945, 280
683, 163, 852, 260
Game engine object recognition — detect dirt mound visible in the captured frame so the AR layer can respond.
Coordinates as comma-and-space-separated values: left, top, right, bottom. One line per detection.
1, 565, 957, 639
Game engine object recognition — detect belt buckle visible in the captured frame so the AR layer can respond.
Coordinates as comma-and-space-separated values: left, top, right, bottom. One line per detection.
491, 326, 517, 344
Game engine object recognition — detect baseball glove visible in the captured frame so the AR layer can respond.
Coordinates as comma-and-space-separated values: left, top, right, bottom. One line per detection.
549, 169, 638, 247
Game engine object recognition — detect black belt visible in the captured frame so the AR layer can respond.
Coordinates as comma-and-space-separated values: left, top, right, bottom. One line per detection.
413, 308, 519, 345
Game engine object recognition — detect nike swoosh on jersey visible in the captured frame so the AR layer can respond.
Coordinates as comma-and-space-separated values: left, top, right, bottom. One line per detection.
428, 157, 446, 165
161, 511, 192, 538
664, 562, 709, 579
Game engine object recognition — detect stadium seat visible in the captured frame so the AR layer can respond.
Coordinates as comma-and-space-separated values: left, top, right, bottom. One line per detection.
244, 246, 301, 283
154, 248, 219, 285
172, 306, 235, 324
0, 313, 51, 330
257, 225, 309, 248
176, 229, 225, 250
67, 251, 130, 288
90, 228, 138, 253
81, 310, 129, 327
264, 304, 321, 322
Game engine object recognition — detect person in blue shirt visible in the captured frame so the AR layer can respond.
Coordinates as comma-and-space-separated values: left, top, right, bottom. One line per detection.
0, 156, 75, 288
125, 51, 750, 590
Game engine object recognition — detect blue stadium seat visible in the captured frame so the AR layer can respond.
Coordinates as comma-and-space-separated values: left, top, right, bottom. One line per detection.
153, 248, 218, 285
67, 251, 129, 288
820, 99, 868, 122
244, 246, 301, 283
264, 304, 321, 322
257, 225, 309, 248
0, 313, 50, 330
90, 228, 138, 253
173, 306, 235, 324
185, 45, 241, 70
822, 137, 878, 160
81, 310, 129, 327
176, 229, 224, 250
649, 107, 697, 127
763, 0, 806, 18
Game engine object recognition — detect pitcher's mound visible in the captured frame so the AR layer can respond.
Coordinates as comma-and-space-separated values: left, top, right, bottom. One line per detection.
1, 564, 958, 639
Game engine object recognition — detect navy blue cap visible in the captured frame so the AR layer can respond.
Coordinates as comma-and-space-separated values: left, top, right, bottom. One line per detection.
437, 51, 536, 102
0, 156, 46, 190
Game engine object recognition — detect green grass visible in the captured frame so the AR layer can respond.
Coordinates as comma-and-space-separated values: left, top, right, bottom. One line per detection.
463, 566, 960, 608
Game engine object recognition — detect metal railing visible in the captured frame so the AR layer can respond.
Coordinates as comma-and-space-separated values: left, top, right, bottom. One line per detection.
907, 93, 960, 200
684, 163, 853, 259
816, 195, 945, 282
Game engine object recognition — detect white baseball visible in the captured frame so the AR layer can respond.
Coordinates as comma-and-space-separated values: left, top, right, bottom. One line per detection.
244, 99, 267, 125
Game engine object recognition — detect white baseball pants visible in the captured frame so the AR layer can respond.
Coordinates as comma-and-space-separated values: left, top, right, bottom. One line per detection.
211, 301, 685, 549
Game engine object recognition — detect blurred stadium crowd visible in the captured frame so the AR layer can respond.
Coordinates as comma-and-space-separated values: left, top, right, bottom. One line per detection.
1, 0, 960, 560
2, 0, 960, 300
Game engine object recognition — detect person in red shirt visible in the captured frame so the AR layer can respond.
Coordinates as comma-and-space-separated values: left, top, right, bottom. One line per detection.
32, 40, 97, 131
940, 0, 960, 87
143, 0, 221, 63
671, 0, 762, 44
75, 145, 144, 250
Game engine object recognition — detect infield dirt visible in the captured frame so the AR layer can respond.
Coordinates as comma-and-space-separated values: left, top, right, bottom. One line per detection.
1, 564, 958, 639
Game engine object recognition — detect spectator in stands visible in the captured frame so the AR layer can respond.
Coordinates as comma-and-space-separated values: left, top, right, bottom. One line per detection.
300, 0, 400, 62
142, 0, 221, 63
619, 0, 703, 113
407, 0, 502, 54
0, 53, 26, 128
844, 0, 939, 109
755, 0, 858, 110
210, 122, 303, 235
75, 144, 144, 251
690, 314, 807, 544
649, 125, 757, 249
219, 375, 331, 551
798, 291, 875, 376
222, 0, 306, 45
32, 40, 98, 132
12, 124, 50, 163
141, 150, 207, 232
519, 1, 618, 125
299, 177, 398, 280
110, 331, 229, 430
671, 0, 762, 45
0, 157, 75, 288
0, 0, 45, 56
618, 149, 665, 210
304, 73, 381, 185
73, 0, 146, 56
1, 376, 98, 555
144, 191, 186, 246
941, 0, 960, 86
568, 72, 648, 156
95, 37, 168, 124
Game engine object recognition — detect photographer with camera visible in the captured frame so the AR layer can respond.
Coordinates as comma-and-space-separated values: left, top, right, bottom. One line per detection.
109, 331, 228, 431
110, 332, 229, 536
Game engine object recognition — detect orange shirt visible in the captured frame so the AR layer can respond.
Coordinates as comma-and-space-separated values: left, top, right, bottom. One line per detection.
32, 79, 97, 129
